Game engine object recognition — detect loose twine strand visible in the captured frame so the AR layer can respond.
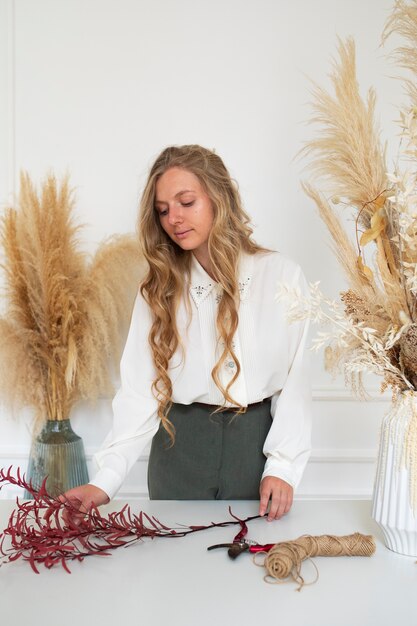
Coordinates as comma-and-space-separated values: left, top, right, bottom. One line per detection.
253, 532, 376, 592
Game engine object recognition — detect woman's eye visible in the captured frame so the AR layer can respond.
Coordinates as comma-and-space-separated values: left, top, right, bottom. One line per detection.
182, 201, 194, 207
158, 209, 168, 217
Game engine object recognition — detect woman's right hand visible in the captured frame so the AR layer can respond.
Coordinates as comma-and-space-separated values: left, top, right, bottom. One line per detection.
56, 484, 110, 527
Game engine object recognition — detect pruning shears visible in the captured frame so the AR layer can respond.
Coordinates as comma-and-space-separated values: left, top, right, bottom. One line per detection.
207, 514, 274, 559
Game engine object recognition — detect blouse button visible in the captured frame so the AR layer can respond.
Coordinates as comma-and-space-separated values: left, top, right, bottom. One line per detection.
227, 361, 235, 369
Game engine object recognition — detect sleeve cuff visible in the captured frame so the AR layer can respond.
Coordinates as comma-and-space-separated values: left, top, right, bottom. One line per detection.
88, 467, 124, 501
262, 450, 311, 489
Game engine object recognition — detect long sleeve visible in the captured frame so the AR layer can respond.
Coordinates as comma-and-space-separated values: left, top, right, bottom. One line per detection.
261, 265, 312, 489
88, 292, 160, 500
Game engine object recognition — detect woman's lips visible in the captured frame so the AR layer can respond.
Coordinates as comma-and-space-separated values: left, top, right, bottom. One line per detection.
175, 229, 192, 239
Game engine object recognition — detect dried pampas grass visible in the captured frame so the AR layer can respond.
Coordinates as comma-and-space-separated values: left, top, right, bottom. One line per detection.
383, 0, 417, 106
301, 37, 387, 230
0, 172, 145, 436
300, 31, 417, 397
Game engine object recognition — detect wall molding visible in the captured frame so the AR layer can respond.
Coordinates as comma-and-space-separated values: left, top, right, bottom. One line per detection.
311, 387, 389, 402
6, 0, 15, 203
0, 445, 378, 501
0, 445, 378, 463
0, 385, 387, 407
109, 490, 374, 501
310, 448, 376, 463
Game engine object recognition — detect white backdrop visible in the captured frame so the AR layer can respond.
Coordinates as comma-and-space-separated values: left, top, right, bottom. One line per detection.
0, 0, 406, 499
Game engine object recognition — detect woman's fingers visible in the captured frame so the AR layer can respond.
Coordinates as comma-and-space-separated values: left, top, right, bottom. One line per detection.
259, 476, 294, 521
60, 495, 85, 526
259, 489, 271, 518
59, 489, 93, 526
43, 485, 110, 527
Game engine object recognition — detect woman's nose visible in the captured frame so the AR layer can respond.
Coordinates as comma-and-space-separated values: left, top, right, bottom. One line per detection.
168, 206, 184, 225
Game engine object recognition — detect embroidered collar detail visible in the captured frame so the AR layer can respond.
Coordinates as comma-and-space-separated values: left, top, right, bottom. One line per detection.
189, 253, 254, 308
189, 282, 215, 307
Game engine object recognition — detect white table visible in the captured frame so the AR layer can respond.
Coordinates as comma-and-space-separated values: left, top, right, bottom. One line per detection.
0, 499, 415, 626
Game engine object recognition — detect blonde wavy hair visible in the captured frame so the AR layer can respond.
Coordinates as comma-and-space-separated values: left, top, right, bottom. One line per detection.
138, 144, 265, 442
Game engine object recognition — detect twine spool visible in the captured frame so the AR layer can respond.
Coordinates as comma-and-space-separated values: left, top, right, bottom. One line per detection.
255, 532, 376, 591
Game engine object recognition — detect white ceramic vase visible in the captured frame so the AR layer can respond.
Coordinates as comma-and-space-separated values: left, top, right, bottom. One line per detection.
372, 390, 417, 556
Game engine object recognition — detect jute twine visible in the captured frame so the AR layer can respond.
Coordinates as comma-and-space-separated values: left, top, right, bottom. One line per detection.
254, 532, 376, 591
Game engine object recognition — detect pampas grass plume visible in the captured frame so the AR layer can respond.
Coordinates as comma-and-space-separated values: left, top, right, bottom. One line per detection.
0, 172, 144, 436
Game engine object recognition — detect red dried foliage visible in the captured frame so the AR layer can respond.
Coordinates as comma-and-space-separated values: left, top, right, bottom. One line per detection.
0, 466, 259, 574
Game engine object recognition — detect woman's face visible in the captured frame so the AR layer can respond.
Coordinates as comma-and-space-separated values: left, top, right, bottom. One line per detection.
154, 167, 214, 260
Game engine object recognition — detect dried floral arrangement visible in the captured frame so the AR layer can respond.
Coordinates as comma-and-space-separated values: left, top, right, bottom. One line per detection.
0, 172, 144, 437
274, 1, 417, 514
277, 2, 417, 400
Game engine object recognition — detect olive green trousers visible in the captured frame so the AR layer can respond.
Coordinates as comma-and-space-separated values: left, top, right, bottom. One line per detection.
147, 399, 272, 500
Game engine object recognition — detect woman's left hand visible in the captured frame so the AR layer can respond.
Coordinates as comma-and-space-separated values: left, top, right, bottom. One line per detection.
259, 476, 293, 521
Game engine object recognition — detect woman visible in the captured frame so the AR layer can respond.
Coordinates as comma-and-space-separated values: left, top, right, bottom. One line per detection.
60, 144, 312, 524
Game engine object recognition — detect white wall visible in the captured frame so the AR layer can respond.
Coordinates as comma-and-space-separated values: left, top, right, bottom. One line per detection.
0, 0, 404, 499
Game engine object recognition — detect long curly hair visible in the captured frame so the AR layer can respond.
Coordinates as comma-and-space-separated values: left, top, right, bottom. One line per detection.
138, 144, 265, 442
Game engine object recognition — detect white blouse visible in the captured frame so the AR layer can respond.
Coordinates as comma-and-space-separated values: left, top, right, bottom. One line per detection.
88, 250, 312, 500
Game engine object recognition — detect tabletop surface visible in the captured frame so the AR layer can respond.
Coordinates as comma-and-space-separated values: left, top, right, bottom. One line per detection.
0, 498, 415, 626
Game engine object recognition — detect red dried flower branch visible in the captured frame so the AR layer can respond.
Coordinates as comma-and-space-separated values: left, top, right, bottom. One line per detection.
0, 466, 260, 574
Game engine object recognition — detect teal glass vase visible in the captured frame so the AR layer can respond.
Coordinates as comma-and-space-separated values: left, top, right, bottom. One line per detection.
24, 418, 89, 499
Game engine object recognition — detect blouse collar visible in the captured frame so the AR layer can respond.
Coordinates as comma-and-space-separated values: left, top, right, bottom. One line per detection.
189, 251, 254, 308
